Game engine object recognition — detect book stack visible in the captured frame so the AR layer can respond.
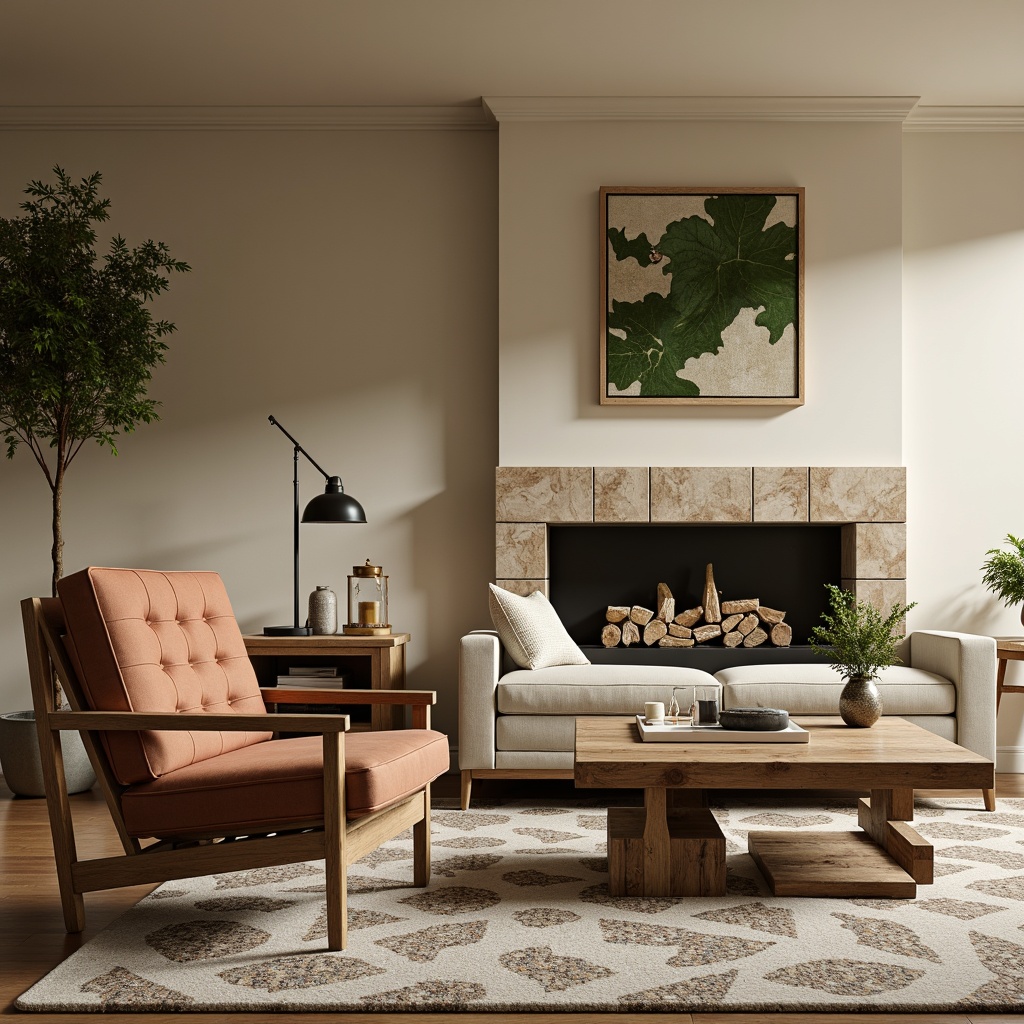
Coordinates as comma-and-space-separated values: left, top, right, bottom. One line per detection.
274, 667, 346, 689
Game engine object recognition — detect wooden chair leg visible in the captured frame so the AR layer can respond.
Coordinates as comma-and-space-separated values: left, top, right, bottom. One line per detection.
983, 787, 996, 811
461, 769, 472, 810
322, 732, 347, 951
22, 598, 86, 933
413, 784, 431, 886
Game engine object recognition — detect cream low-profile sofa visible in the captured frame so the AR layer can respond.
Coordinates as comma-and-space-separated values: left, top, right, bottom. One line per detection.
458, 628, 997, 810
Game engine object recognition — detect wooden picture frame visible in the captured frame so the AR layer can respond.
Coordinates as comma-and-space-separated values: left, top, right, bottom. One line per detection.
599, 186, 804, 406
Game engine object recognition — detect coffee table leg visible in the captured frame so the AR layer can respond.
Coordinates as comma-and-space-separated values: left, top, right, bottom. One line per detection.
747, 785, 930, 898
858, 786, 933, 884
641, 787, 671, 896
607, 788, 726, 897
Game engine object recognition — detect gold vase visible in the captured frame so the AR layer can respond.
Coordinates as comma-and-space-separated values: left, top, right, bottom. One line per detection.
839, 675, 882, 728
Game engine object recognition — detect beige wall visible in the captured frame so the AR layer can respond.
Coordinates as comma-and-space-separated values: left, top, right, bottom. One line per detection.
497, 119, 904, 467
0, 129, 498, 741
903, 131, 1024, 770
2, 118, 1022, 774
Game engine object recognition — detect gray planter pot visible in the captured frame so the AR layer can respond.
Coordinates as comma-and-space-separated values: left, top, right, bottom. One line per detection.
0, 710, 96, 797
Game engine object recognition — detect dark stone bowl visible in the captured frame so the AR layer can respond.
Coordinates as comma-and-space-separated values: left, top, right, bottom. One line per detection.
718, 707, 790, 731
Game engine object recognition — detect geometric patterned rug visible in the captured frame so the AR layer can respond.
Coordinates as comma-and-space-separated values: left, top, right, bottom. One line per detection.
17, 794, 1024, 1012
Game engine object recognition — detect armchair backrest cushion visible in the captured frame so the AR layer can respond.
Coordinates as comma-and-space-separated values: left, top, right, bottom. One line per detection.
58, 568, 271, 785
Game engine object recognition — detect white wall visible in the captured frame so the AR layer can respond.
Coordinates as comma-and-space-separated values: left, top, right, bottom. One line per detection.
0, 129, 498, 741
497, 119, 904, 467
903, 131, 1024, 771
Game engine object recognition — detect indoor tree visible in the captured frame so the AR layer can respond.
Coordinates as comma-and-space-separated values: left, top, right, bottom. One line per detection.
0, 166, 190, 597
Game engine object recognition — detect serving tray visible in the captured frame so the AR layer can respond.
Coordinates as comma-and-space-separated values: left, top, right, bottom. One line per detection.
635, 715, 809, 743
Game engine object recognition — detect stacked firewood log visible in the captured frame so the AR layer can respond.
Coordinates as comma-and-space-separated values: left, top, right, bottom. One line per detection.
600, 567, 792, 650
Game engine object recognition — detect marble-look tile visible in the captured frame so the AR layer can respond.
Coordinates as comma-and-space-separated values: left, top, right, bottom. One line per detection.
841, 523, 907, 580
650, 467, 751, 522
594, 467, 649, 522
495, 467, 593, 523
809, 467, 906, 522
753, 467, 809, 522
495, 523, 547, 580
495, 579, 549, 598
842, 578, 910, 631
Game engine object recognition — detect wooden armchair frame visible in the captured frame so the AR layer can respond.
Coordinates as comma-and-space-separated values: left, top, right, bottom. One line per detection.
22, 595, 438, 952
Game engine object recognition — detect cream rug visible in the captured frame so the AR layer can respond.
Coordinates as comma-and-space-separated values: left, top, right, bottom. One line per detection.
17, 794, 1024, 1012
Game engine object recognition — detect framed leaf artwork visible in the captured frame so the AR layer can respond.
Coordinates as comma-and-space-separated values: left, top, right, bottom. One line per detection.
599, 186, 804, 406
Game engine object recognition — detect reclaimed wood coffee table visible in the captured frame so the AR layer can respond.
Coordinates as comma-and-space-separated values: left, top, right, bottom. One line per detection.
574, 715, 994, 900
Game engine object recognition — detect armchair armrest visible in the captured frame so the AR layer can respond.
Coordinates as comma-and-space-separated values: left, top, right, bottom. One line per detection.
260, 688, 436, 705
260, 688, 437, 729
459, 631, 502, 770
48, 710, 350, 734
909, 630, 996, 761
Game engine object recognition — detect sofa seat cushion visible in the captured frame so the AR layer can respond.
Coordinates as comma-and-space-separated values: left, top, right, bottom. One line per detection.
120, 729, 449, 839
497, 665, 718, 715
715, 664, 956, 716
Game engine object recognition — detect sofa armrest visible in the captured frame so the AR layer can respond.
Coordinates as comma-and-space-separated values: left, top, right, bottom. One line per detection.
908, 630, 996, 761
459, 631, 501, 770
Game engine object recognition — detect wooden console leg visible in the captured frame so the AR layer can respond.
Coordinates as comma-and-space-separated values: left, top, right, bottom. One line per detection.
460, 769, 472, 810
983, 787, 996, 811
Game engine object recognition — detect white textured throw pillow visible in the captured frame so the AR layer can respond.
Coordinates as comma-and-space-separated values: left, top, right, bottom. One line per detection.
488, 584, 591, 670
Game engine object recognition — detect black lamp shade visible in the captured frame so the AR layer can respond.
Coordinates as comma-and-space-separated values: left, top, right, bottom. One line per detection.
301, 476, 367, 523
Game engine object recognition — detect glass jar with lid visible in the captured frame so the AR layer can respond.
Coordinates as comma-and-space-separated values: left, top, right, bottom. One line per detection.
343, 559, 391, 636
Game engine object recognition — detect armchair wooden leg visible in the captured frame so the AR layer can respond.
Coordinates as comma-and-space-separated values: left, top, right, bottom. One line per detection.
23, 598, 87, 933
983, 787, 996, 811
322, 732, 347, 951
461, 769, 472, 810
413, 785, 431, 887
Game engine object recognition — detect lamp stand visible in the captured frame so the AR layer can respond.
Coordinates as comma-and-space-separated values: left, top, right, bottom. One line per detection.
264, 445, 313, 636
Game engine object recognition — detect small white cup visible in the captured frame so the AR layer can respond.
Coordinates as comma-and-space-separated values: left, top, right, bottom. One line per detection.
644, 701, 665, 723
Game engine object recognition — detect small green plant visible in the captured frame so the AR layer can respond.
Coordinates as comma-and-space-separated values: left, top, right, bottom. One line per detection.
810, 583, 917, 682
980, 534, 1024, 608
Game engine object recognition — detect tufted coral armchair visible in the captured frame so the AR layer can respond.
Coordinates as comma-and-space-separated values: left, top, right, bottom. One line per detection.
22, 567, 449, 951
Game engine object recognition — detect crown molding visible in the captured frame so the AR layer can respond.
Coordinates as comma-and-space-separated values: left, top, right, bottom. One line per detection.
482, 96, 921, 123
0, 105, 494, 131
904, 105, 1024, 131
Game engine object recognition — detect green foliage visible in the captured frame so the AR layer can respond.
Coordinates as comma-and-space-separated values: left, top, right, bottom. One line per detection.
809, 584, 917, 682
981, 534, 1024, 607
606, 193, 796, 397
607, 226, 656, 267
0, 166, 190, 592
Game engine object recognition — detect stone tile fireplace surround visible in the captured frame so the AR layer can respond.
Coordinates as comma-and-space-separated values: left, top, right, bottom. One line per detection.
494, 467, 907, 634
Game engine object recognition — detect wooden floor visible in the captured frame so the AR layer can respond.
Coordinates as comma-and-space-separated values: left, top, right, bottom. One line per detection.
2, 771, 1022, 1023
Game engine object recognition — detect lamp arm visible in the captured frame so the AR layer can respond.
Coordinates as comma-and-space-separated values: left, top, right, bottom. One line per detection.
268, 415, 332, 482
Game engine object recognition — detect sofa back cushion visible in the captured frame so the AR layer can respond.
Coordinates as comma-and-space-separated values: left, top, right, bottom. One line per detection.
58, 568, 271, 785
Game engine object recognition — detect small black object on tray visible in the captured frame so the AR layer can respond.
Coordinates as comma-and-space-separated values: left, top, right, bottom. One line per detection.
717, 707, 789, 731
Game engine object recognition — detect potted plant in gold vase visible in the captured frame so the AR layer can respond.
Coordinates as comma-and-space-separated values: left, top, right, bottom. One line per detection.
810, 583, 917, 728
0, 166, 189, 795
981, 534, 1024, 630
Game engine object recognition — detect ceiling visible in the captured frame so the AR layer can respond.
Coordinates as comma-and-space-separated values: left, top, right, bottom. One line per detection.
2, 0, 1023, 109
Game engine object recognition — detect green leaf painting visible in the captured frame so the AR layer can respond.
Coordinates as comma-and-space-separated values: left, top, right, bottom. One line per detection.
602, 190, 801, 401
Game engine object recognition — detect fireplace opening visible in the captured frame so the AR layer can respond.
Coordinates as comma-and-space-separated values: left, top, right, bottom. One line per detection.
548, 523, 842, 654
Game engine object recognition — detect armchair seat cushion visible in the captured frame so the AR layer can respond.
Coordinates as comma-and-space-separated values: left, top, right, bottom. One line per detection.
497, 664, 719, 715
120, 729, 449, 839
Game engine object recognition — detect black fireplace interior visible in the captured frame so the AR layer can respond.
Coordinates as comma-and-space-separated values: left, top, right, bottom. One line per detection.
548, 523, 842, 668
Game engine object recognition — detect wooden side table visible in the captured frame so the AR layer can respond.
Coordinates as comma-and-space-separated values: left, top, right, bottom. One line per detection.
243, 633, 410, 731
996, 637, 1024, 711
